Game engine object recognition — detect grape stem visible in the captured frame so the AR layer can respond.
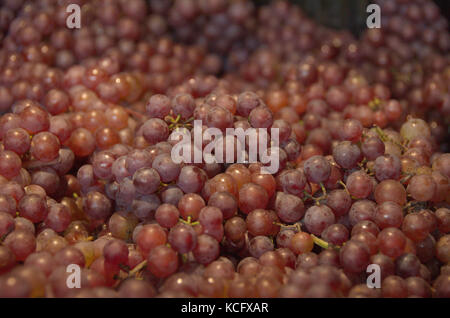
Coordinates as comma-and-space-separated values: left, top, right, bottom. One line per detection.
311, 234, 329, 249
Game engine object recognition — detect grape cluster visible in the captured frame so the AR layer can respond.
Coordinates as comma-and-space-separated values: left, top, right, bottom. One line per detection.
0, 0, 449, 298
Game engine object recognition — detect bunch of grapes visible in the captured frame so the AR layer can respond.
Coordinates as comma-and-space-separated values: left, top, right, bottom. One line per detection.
0, 0, 448, 298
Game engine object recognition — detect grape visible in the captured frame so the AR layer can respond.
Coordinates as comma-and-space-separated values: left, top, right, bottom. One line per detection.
400, 118, 431, 141
303, 155, 331, 184
132, 167, 160, 195
3, 128, 31, 155
339, 240, 370, 273
332, 141, 361, 169
142, 118, 170, 145
348, 200, 376, 226
374, 201, 404, 229
321, 224, 349, 246
208, 191, 237, 220
346, 170, 373, 199
402, 213, 430, 242
436, 235, 450, 264
45, 203, 71, 233
30, 132, 60, 162
193, 234, 220, 265
18, 194, 48, 223
178, 193, 205, 221
304, 205, 335, 236
103, 239, 128, 265
406, 174, 437, 202
172, 93, 195, 120
351, 220, 380, 237
83, 191, 112, 220
152, 153, 181, 183
289, 232, 314, 255
395, 253, 421, 278
177, 165, 207, 194
341, 119, 363, 142
19, 105, 49, 134
377, 227, 407, 259
0, 150, 22, 179
146, 94, 171, 119
92, 151, 115, 180
4, 230, 36, 261
374, 180, 407, 205
135, 224, 167, 258
325, 189, 352, 217
276, 169, 307, 196
155, 204, 180, 229
274, 192, 305, 223
238, 183, 268, 214
54, 246, 85, 267
374, 154, 401, 181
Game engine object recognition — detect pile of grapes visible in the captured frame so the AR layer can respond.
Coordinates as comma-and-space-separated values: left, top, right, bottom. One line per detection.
0, 0, 449, 298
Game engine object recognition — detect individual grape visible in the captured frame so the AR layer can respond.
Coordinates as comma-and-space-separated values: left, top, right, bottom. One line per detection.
370, 253, 395, 280
341, 119, 363, 142
304, 205, 335, 236
132, 168, 160, 195
245, 209, 272, 237
339, 240, 370, 273
395, 253, 421, 278
177, 166, 207, 194
83, 191, 112, 220
155, 204, 179, 229
178, 193, 205, 221
377, 228, 407, 259
406, 174, 437, 202
400, 118, 431, 141
172, 93, 195, 120
3, 128, 31, 155
361, 136, 385, 160
381, 276, 408, 298
436, 235, 450, 264
0, 212, 14, 238
142, 118, 170, 145
435, 208, 450, 234
374, 201, 403, 229
332, 141, 362, 169
274, 192, 305, 223
348, 200, 376, 226
152, 153, 181, 183
289, 232, 314, 255
18, 194, 48, 223
248, 236, 274, 259
325, 189, 352, 217
303, 155, 331, 184
249, 106, 273, 129
206, 106, 233, 131
402, 213, 430, 243
321, 224, 349, 246
135, 224, 167, 258
238, 183, 268, 214
405, 277, 432, 298
0, 150, 21, 179
4, 230, 36, 261
374, 154, 401, 181
45, 203, 71, 233
0, 194, 17, 216
351, 220, 380, 237
19, 105, 49, 134
69, 128, 96, 157
237, 91, 262, 117
193, 234, 220, 265
103, 239, 128, 265
160, 186, 184, 206
374, 180, 407, 205
54, 246, 85, 268
276, 169, 307, 196
346, 170, 373, 199
223, 215, 246, 243
208, 191, 237, 220
146, 94, 171, 119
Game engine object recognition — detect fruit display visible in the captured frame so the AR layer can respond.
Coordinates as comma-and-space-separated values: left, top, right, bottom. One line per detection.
0, 0, 449, 299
